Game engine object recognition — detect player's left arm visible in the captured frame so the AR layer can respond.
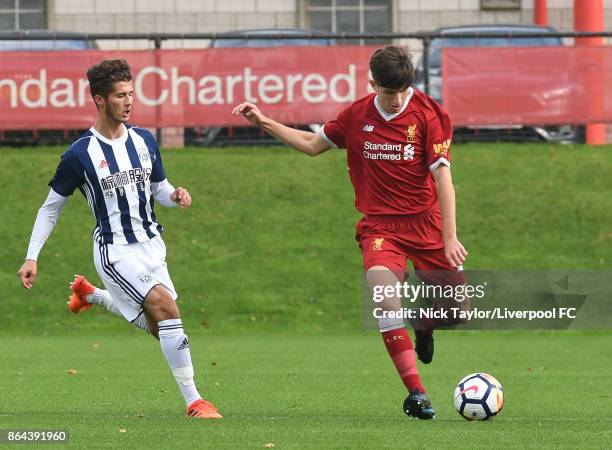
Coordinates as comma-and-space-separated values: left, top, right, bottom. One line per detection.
151, 179, 191, 209
424, 99, 467, 268
432, 165, 467, 267
146, 130, 191, 209
170, 186, 190, 208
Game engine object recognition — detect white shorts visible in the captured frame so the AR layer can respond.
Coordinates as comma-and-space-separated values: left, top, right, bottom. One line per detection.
93, 235, 177, 322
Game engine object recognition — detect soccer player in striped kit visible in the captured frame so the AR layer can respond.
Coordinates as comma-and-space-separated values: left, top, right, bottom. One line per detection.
17, 59, 221, 419
233, 46, 467, 419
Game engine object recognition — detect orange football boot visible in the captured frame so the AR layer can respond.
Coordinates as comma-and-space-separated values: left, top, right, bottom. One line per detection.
185, 399, 223, 419
68, 275, 95, 313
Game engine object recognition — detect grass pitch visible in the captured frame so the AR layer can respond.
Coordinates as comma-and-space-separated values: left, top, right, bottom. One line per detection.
2, 143, 611, 334
1, 332, 610, 449
1, 143, 611, 448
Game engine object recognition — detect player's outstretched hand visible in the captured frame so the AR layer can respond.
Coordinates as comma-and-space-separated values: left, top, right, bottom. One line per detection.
18, 259, 38, 289
232, 102, 265, 127
170, 187, 191, 208
444, 238, 468, 268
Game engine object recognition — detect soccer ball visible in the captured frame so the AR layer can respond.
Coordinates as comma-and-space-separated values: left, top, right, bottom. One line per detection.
453, 372, 504, 421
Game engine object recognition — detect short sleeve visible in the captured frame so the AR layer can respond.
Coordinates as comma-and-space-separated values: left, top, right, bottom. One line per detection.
424, 101, 453, 172
132, 127, 166, 182
48, 149, 84, 196
319, 104, 351, 149
151, 144, 166, 183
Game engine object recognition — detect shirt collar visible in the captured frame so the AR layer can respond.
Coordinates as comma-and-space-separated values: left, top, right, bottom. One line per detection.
373, 87, 414, 122
90, 123, 128, 145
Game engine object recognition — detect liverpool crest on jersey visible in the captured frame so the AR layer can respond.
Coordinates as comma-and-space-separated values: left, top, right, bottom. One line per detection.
373, 238, 384, 251
405, 124, 418, 143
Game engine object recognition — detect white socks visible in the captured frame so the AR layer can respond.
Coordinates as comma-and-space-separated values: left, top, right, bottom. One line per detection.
87, 289, 122, 316
379, 316, 405, 332
83, 287, 201, 405
86, 288, 149, 333
158, 319, 202, 406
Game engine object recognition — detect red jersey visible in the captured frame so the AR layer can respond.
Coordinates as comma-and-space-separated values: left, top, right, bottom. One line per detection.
320, 89, 452, 216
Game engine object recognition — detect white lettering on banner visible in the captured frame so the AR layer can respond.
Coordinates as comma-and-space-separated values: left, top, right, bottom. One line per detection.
330, 66, 355, 102
50, 78, 76, 107
197, 76, 223, 105
135, 66, 169, 106
171, 67, 195, 106
258, 74, 284, 104
0, 78, 17, 107
0, 65, 357, 108
21, 69, 47, 108
302, 73, 327, 103
78, 78, 90, 106
243, 68, 257, 103
226, 73, 242, 104
286, 74, 303, 103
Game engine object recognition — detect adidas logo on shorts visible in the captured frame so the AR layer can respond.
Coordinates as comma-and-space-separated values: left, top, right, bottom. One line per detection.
177, 337, 190, 351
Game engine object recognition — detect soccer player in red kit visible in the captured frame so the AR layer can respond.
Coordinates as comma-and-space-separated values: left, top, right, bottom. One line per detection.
232, 46, 467, 419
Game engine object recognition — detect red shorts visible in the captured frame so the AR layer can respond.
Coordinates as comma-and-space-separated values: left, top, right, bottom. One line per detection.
356, 207, 456, 279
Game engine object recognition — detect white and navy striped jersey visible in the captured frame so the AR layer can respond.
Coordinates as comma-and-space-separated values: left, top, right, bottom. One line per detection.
49, 124, 166, 245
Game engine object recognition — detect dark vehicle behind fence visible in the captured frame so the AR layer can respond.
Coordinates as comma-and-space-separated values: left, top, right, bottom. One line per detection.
414, 25, 579, 143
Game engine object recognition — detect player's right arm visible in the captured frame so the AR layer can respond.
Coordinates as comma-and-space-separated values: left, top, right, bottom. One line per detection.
19, 147, 83, 289
18, 189, 70, 289
232, 102, 331, 157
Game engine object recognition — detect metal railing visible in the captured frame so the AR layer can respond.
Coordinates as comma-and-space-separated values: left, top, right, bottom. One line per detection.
3, 29, 610, 97
1, 29, 610, 146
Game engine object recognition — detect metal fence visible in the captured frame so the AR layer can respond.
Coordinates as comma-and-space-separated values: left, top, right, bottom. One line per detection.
1, 30, 611, 146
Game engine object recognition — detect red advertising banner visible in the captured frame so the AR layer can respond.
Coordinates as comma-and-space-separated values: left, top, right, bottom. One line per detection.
442, 46, 611, 126
0, 47, 377, 129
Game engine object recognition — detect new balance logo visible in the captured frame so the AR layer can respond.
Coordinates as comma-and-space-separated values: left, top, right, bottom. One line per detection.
362, 124, 374, 132
99, 160, 109, 169
177, 337, 190, 351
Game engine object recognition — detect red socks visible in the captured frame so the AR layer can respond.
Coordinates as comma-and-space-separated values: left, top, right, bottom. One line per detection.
381, 328, 426, 393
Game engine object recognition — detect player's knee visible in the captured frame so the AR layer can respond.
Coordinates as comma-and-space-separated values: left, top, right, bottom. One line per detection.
368, 265, 390, 272
366, 266, 404, 283
144, 285, 179, 321
151, 301, 179, 321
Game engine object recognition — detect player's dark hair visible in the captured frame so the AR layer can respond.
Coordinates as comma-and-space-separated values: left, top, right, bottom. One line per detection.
87, 59, 132, 101
369, 46, 414, 90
